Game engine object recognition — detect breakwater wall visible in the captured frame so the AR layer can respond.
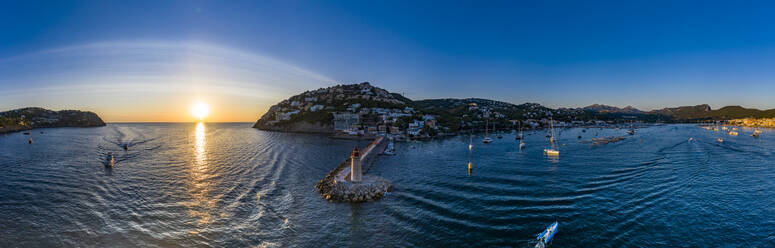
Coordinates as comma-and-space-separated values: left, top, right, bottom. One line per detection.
315, 136, 392, 202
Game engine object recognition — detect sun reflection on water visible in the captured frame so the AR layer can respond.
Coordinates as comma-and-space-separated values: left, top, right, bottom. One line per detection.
186, 122, 217, 231
195, 122, 206, 167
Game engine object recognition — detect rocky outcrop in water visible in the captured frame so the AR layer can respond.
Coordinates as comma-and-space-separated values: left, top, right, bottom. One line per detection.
0, 107, 106, 134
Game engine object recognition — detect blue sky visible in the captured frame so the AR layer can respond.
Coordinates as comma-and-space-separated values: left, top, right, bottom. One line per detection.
2, 0, 775, 121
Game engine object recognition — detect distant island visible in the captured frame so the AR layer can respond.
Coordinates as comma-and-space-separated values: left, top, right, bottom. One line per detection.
0, 107, 106, 134
253, 82, 775, 138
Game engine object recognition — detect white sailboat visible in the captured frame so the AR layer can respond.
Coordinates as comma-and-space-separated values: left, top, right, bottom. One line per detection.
544, 117, 559, 156
482, 119, 493, 143
517, 121, 526, 150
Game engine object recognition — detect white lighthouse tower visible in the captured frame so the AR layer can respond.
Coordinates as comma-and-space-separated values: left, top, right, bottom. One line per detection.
350, 146, 362, 182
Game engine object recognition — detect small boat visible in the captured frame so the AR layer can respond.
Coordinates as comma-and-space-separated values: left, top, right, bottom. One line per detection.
717, 138, 723, 143
383, 140, 396, 155
732, 127, 738, 131
577, 135, 582, 139
582, 129, 587, 133
627, 129, 636, 135
688, 137, 694, 142
23, 132, 30, 135
482, 137, 493, 143
535, 221, 559, 248
497, 134, 503, 139
729, 131, 739, 136
106, 153, 115, 167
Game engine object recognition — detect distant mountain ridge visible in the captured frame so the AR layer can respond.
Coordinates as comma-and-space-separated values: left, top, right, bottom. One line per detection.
0, 107, 106, 134
584, 104, 643, 114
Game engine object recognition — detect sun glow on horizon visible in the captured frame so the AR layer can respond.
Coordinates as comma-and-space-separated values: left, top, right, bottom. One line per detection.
191, 102, 210, 120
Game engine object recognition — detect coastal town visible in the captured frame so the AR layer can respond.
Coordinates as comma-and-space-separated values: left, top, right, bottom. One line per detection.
255, 82, 775, 139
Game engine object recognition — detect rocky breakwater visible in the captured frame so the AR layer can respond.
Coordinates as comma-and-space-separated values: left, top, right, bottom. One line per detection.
315, 137, 393, 203
318, 175, 393, 203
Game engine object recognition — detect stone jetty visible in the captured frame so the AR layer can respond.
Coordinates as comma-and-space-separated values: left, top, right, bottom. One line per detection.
315, 136, 393, 203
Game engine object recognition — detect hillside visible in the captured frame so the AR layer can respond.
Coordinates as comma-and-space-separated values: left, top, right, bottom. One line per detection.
0, 107, 106, 134
253, 82, 411, 133
584, 104, 643, 114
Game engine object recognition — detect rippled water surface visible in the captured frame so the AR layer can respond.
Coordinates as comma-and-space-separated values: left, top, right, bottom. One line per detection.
1, 123, 774, 247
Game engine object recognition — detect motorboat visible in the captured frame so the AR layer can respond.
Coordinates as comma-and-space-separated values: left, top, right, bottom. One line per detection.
535, 221, 558, 248
106, 153, 115, 167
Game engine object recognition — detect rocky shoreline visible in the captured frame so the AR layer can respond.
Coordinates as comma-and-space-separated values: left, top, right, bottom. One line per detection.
253, 121, 334, 134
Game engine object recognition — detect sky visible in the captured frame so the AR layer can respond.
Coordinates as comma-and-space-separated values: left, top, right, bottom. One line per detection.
2, 0, 775, 122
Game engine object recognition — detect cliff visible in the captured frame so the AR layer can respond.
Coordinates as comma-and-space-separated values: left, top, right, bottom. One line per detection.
0, 107, 106, 134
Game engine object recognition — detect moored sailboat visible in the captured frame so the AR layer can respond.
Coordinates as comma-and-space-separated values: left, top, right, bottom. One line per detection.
544, 118, 559, 156
482, 119, 493, 143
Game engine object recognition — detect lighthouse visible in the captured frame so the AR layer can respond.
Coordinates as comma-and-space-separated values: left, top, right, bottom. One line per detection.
350, 146, 362, 182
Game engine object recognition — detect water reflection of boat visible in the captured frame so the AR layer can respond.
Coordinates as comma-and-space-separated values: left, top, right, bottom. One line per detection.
535, 221, 558, 248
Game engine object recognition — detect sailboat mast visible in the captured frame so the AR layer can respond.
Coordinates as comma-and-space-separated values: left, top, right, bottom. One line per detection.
485, 119, 488, 137
550, 117, 556, 145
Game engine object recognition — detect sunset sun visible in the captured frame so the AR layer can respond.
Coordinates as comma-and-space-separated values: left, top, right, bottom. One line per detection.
191, 102, 210, 120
